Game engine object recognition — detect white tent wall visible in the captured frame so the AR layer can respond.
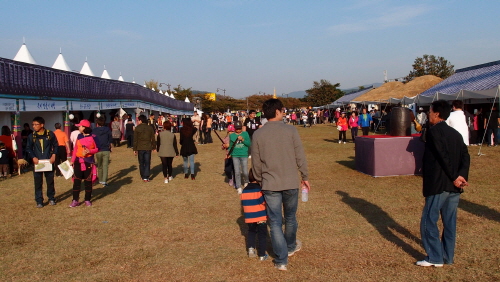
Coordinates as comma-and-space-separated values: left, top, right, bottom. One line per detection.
0, 112, 11, 129
20, 111, 63, 132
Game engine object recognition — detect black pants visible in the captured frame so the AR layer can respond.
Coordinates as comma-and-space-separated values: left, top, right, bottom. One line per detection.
247, 222, 267, 257
55, 145, 67, 176
351, 127, 358, 142
73, 161, 93, 201
113, 138, 121, 147
339, 131, 346, 142
361, 127, 370, 136
34, 170, 55, 204
204, 129, 213, 144
160, 157, 174, 178
126, 134, 133, 148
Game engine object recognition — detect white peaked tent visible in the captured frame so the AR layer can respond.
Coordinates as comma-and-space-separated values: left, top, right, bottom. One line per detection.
101, 66, 111, 79
152, 87, 156, 91
80, 59, 94, 76
185, 97, 190, 103
118, 73, 124, 81
164, 91, 169, 96
52, 51, 71, 71
159, 90, 163, 94
170, 93, 175, 99
13, 43, 37, 64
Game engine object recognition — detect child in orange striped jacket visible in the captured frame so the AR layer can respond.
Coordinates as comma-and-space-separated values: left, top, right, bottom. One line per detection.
240, 168, 268, 261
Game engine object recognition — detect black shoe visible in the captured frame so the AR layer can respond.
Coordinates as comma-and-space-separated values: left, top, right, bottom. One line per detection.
191, 174, 195, 180
49, 200, 56, 206
185, 174, 189, 179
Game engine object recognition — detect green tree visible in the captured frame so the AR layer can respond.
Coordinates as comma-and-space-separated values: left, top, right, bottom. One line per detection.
145, 79, 160, 92
304, 79, 344, 107
405, 54, 454, 82
172, 84, 193, 101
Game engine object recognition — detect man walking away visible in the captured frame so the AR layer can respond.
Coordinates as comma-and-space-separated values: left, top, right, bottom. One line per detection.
417, 100, 470, 267
134, 115, 156, 182
93, 117, 112, 186
252, 98, 310, 271
26, 117, 58, 208
53, 123, 70, 177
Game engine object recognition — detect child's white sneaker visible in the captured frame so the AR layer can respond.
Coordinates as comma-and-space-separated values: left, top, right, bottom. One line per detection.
248, 247, 257, 258
237, 188, 243, 194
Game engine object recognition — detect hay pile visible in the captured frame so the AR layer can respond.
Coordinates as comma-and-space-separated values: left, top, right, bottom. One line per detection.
354, 75, 443, 101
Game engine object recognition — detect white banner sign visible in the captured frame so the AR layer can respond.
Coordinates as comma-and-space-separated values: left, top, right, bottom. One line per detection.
0, 98, 16, 112
71, 101, 99, 111
100, 102, 121, 110
121, 102, 138, 108
22, 100, 67, 111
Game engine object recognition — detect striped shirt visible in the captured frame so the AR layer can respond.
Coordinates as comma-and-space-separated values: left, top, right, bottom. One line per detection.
240, 183, 267, 223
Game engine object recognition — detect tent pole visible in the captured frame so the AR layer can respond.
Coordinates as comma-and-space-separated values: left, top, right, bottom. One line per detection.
478, 86, 499, 157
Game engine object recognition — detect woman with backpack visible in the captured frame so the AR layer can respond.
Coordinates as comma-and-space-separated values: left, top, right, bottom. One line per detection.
70, 120, 100, 207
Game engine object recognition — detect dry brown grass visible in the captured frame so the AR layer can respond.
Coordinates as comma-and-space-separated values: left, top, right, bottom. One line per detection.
1, 125, 500, 281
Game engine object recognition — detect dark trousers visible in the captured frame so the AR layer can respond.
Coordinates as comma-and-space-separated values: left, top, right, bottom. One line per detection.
137, 150, 151, 180
73, 161, 92, 201
204, 129, 213, 143
112, 138, 121, 147
361, 127, 370, 136
160, 157, 174, 178
338, 131, 346, 142
55, 145, 67, 176
351, 127, 358, 141
126, 134, 133, 148
247, 222, 268, 257
34, 170, 55, 204
486, 128, 498, 145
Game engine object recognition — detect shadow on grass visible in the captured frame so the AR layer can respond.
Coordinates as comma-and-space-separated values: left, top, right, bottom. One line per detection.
236, 211, 274, 259
336, 156, 355, 170
459, 199, 500, 223
91, 165, 136, 202
336, 191, 423, 260
323, 138, 338, 143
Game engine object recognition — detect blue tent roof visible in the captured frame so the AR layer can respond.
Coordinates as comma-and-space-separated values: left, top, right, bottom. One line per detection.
420, 60, 500, 97
334, 86, 373, 104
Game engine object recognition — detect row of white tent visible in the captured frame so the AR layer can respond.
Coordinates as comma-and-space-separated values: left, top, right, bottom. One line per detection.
12, 42, 191, 102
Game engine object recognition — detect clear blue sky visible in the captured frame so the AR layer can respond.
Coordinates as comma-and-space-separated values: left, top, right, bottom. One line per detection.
2, 0, 499, 98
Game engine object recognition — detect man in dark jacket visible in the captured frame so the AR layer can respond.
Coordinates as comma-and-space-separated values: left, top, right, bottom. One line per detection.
25, 116, 59, 208
133, 115, 156, 182
93, 117, 112, 186
417, 100, 470, 267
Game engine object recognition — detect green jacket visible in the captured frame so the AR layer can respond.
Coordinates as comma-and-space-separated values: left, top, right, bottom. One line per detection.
133, 123, 156, 151
229, 131, 251, 157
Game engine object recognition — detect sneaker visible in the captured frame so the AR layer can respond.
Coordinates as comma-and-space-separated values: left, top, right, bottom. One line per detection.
69, 200, 79, 208
416, 260, 443, 267
338, 140, 341, 144
243, 183, 248, 188
49, 200, 56, 206
164, 179, 169, 184
288, 239, 302, 257
259, 254, 269, 261
248, 155, 252, 159
143, 179, 151, 182
168, 176, 173, 181
275, 264, 287, 271
248, 247, 257, 258
36, 203, 44, 208
343, 142, 346, 144
85, 201, 92, 207
237, 188, 243, 194
101, 182, 109, 187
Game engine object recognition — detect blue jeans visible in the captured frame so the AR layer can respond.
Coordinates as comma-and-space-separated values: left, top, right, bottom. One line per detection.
263, 189, 299, 265
232, 157, 248, 189
137, 150, 151, 180
183, 154, 195, 174
420, 192, 460, 264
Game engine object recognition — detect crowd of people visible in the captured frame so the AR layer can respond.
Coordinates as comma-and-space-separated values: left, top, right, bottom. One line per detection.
1, 97, 497, 271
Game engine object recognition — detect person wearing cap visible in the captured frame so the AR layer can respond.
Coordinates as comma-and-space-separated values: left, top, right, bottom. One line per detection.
69, 119, 100, 207
229, 121, 251, 194
337, 112, 348, 144
25, 116, 58, 208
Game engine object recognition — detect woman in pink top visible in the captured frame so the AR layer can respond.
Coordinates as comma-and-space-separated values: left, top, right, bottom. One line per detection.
291, 112, 297, 125
348, 112, 359, 142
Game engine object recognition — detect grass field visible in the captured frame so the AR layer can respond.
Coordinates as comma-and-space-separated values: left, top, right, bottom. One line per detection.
1, 124, 499, 281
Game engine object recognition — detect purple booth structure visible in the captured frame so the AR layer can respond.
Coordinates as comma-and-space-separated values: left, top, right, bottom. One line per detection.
355, 134, 424, 177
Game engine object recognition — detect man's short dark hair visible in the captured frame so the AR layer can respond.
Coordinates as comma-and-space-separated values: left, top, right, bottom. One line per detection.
248, 168, 256, 183
96, 117, 105, 126
138, 115, 147, 123
54, 123, 62, 129
452, 100, 463, 109
431, 100, 451, 120
33, 116, 45, 125
262, 99, 283, 120
83, 126, 92, 135
249, 110, 256, 115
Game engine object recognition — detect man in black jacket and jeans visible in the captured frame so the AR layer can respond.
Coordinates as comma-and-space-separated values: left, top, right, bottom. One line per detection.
26, 116, 58, 208
133, 115, 156, 182
417, 100, 470, 267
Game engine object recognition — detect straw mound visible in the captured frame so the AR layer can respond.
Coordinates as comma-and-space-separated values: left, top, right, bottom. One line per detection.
355, 75, 443, 101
